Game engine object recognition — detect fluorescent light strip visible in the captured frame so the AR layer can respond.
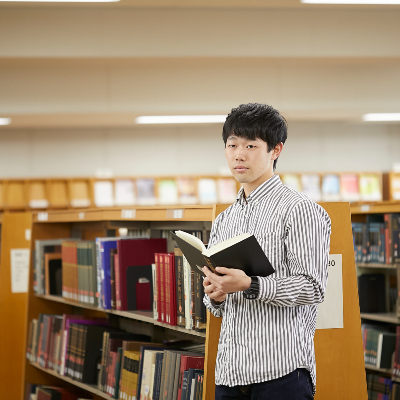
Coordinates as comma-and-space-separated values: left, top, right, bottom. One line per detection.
136, 115, 227, 124
363, 113, 400, 121
0, 118, 11, 126
302, 0, 400, 3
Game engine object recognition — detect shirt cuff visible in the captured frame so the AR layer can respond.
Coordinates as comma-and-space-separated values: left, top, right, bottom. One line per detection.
203, 294, 225, 317
257, 276, 277, 302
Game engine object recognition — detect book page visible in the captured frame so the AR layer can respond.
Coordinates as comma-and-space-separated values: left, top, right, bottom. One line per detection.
175, 231, 206, 253
204, 233, 250, 257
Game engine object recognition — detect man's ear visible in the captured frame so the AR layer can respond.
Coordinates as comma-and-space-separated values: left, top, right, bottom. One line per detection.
271, 143, 283, 160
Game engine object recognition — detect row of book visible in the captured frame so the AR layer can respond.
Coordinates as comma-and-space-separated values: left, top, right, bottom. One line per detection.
155, 247, 206, 332
362, 324, 396, 370
366, 374, 393, 400
352, 214, 400, 264
34, 232, 208, 332
25, 384, 91, 400
26, 313, 205, 400
89, 172, 385, 207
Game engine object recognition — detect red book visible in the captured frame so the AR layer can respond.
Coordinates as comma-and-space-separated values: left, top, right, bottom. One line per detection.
155, 253, 163, 322
116, 238, 167, 311
158, 253, 166, 323
177, 355, 205, 400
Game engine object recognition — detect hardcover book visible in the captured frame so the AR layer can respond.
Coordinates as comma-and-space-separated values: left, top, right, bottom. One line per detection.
171, 231, 274, 278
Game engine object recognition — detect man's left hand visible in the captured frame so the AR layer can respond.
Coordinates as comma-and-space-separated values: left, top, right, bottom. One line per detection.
202, 266, 251, 294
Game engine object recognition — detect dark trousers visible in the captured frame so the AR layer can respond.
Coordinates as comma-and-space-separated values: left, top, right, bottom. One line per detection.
215, 369, 314, 400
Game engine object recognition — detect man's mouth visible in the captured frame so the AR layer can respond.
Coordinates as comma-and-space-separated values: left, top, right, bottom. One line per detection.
234, 166, 248, 172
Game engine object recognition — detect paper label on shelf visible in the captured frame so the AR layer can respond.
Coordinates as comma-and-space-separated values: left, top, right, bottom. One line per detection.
316, 254, 343, 330
38, 212, 48, 221
174, 209, 183, 218
79, 212, 85, 220
121, 209, 136, 219
360, 205, 370, 212
25, 229, 31, 241
10, 248, 30, 293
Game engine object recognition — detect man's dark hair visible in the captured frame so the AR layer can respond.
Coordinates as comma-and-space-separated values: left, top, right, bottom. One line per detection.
222, 103, 288, 170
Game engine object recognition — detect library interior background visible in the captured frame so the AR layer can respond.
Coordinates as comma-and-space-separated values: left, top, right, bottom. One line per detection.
1, 1, 400, 400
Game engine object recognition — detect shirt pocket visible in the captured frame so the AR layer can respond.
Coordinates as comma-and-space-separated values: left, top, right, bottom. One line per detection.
254, 231, 287, 277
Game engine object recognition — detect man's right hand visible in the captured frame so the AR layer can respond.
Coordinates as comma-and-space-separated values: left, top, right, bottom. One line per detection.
203, 270, 227, 304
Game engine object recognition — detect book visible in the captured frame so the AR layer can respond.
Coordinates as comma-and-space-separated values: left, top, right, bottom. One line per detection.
44, 253, 62, 296
94, 180, 114, 207
136, 178, 156, 206
340, 173, 360, 202
359, 173, 382, 201
177, 355, 204, 400
116, 238, 167, 311
281, 173, 301, 192
217, 178, 237, 204
301, 174, 321, 202
172, 230, 274, 278
358, 273, 386, 313
176, 177, 197, 205
198, 179, 217, 204
321, 174, 341, 201
115, 179, 136, 206
174, 247, 186, 328
158, 179, 179, 205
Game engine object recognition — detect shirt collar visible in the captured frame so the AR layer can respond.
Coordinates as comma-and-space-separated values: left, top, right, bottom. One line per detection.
236, 175, 282, 206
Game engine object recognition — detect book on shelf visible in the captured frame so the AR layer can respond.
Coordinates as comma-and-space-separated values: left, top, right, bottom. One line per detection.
116, 238, 167, 311
197, 178, 218, 204
366, 374, 392, 400
217, 178, 237, 204
281, 174, 301, 192
44, 253, 62, 296
359, 173, 382, 202
176, 177, 197, 205
114, 179, 136, 206
301, 174, 321, 202
340, 173, 360, 202
171, 230, 275, 278
321, 174, 341, 202
94, 180, 114, 207
158, 179, 179, 205
358, 273, 386, 313
136, 178, 156, 206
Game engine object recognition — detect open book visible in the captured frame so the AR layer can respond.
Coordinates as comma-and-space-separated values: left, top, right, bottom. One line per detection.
171, 230, 275, 278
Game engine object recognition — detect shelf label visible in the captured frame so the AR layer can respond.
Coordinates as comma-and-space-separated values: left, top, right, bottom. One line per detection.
25, 229, 31, 241
78, 212, 85, 220
38, 212, 48, 221
316, 254, 343, 330
166, 209, 184, 219
360, 205, 370, 212
10, 249, 30, 293
121, 209, 136, 219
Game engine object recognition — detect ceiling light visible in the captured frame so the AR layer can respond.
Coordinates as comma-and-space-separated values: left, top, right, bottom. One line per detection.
136, 115, 227, 124
362, 113, 400, 121
0, 118, 11, 125
302, 0, 400, 3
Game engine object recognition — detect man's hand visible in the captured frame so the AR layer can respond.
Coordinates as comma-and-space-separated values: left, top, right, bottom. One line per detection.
202, 266, 252, 303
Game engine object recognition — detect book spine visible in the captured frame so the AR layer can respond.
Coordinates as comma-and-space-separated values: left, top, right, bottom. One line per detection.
159, 254, 166, 324
175, 250, 186, 328
165, 254, 171, 325
115, 253, 122, 310
152, 263, 158, 322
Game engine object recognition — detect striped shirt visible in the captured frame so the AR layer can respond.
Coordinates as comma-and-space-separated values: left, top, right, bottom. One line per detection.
203, 174, 331, 394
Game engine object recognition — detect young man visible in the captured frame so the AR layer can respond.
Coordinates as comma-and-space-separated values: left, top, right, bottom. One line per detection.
203, 103, 331, 400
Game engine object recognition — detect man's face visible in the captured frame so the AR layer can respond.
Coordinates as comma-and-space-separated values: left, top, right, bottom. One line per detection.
225, 134, 279, 191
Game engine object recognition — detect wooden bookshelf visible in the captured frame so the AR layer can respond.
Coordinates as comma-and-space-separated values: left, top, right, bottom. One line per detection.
30, 362, 110, 399
350, 202, 400, 394
35, 294, 206, 339
21, 205, 222, 400
18, 202, 368, 400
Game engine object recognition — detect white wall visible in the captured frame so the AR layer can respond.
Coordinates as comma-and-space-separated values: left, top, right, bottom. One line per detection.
1, 122, 399, 178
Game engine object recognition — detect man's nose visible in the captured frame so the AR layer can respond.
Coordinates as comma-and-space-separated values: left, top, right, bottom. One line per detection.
235, 147, 246, 160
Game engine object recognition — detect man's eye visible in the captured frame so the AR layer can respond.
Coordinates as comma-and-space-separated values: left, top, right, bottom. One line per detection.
247, 145, 255, 149
228, 145, 236, 148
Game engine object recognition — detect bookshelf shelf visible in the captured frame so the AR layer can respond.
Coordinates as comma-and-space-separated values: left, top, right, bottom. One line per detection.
360, 312, 400, 323
35, 294, 206, 338
30, 362, 110, 400
356, 263, 398, 269
350, 201, 400, 215
364, 365, 392, 375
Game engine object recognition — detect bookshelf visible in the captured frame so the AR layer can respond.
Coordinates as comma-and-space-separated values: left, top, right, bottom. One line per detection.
21, 205, 225, 400
350, 202, 400, 396
18, 202, 368, 400
0, 171, 398, 212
